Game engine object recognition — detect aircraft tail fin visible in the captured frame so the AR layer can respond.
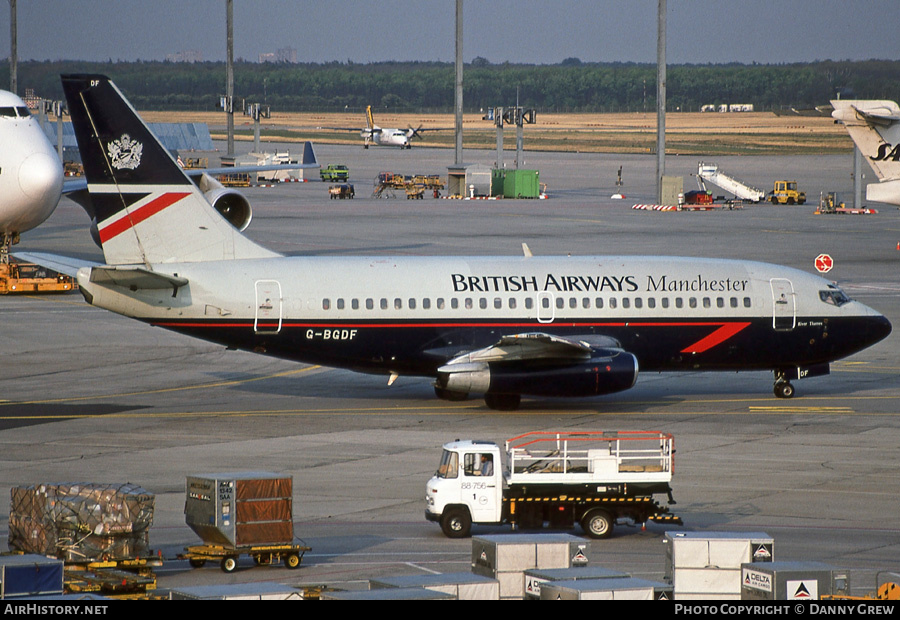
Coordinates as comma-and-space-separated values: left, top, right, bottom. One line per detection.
61, 74, 277, 266
366, 105, 375, 130
832, 99, 900, 181
301, 140, 317, 167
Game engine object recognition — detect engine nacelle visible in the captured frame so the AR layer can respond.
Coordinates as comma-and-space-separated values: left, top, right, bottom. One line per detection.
204, 186, 253, 231
197, 172, 252, 231
437, 349, 639, 398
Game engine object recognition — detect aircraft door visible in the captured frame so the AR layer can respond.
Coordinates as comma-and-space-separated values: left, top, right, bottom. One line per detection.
254, 280, 283, 334
770, 278, 795, 331
536, 291, 555, 324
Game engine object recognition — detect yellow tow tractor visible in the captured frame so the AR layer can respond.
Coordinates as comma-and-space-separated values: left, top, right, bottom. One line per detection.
769, 180, 806, 205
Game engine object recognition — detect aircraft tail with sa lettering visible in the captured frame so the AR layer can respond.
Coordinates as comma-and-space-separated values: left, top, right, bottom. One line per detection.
832, 99, 900, 206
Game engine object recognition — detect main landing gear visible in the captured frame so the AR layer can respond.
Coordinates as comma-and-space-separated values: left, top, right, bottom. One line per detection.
433, 386, 523, 411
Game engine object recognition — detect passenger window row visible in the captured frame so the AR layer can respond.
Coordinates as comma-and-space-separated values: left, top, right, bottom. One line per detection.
320, 296, 753, 311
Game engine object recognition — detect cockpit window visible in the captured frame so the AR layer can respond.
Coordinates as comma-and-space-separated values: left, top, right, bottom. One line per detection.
819, 285, 851, 307
0, 106, 32, 118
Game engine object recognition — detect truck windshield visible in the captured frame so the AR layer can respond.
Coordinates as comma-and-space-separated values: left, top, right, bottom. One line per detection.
436, 450, 458, 479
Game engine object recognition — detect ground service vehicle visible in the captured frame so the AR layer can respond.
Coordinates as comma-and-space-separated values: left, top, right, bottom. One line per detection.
0, 261, 76, 294
320, 164, 349, 182
425, 431, 681, 539
329, 184, 355, 199
815, 191, 877, 215
769, 180, 806, 204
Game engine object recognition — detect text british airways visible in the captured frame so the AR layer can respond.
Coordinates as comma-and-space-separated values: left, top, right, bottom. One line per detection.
451, 274, 639, 293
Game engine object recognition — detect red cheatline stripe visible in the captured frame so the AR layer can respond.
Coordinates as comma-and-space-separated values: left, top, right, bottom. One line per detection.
681, 322, 751, 354
151, 319, 753, 353
98, 192, 191, 243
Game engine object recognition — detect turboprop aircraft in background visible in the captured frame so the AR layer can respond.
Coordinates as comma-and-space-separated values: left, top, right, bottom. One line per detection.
16, 75, 892, 410
321, 105, 451, 149
831, 99, 900, 207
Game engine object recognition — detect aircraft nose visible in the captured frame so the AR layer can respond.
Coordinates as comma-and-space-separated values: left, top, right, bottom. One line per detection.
18, 152, 64, 202
868, 314, 892, 345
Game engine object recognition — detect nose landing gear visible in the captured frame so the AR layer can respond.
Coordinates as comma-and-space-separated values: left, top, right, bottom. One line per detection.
774, 380, 795, 399
773, 369, 796, 399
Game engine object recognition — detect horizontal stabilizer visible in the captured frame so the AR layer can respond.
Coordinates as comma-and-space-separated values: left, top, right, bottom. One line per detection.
851, 105, 900, 127
89, 266, 188, 291
12, 252, 99, 278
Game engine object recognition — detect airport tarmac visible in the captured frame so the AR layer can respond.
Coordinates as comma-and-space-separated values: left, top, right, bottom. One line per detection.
2, 142, 899, 596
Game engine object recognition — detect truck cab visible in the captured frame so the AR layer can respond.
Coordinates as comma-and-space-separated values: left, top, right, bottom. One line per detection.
425, 440, 504, 537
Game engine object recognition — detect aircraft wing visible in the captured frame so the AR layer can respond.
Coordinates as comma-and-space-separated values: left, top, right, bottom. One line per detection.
438, 332, 626, 366
434, 332, 638, 401
448, 333, 593, 364
186, 163, 318, 177
313, 125, 370, 132
62, 178, 88, 194
60, 143, 319, 195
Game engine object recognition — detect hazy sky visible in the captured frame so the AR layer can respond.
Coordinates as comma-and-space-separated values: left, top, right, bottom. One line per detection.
2, 0, 899, 65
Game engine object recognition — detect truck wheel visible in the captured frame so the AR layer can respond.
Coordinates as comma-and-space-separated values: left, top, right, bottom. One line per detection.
285, 553, 301, 569
582, 510, 614, 539
441, 508, 472, 538
221, 556, 238, 573
188, 558, 206, 568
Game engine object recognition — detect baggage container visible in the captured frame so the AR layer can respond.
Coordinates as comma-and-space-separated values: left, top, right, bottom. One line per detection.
185, 472, 293, 548
524, 566, 629, 599
539, 577, 673, 600
370, 572, 499, 600
741, 561, 851, 600
471, 534, 589, 599
169, 582, 303, 600
0, 554, 64, 599
665, 531, 774, 600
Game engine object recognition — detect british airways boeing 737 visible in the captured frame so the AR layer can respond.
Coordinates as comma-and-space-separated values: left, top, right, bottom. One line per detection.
17, 75, 892, 410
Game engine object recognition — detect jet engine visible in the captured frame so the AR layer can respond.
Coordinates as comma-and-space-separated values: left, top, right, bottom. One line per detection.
436, 348, 639, 398
197, 173, 252, 231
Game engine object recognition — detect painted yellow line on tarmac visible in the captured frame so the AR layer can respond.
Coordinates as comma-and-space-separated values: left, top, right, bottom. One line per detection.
3, 406, 899, 421
0, 404, 486, 420
749, 406, 855, 413
0, 366, 321, 408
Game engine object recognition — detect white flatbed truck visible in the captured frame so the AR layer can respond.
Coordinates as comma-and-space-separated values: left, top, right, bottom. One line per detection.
425, 431, 681, 539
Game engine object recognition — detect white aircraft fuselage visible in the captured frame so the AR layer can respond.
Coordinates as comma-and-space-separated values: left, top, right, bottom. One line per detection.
72, 252, 890, 406
19, 74, 891, 411
0, 90, 64, 241
363, 126, 412, 149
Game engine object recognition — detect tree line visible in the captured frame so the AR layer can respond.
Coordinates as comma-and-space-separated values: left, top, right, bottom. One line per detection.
4, 58, 899, 114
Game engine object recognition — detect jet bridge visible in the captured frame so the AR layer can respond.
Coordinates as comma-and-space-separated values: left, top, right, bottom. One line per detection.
696, 162, 766, 203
